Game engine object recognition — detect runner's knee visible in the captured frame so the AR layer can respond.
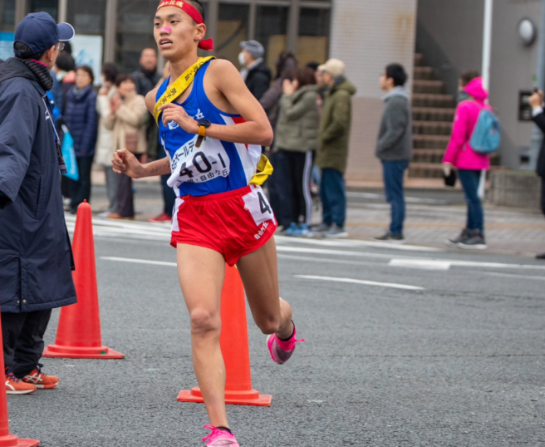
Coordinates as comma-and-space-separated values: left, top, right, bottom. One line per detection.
190, 309, 221, 337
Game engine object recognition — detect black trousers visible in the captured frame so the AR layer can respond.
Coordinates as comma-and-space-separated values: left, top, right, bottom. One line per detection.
280, 150, 313, 225
116, 173, 135, 218
69, 155, 94, 213
2, 310, 52, 378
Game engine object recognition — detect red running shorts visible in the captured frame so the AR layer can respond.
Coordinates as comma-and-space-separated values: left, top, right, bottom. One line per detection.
170, 185, 277, 266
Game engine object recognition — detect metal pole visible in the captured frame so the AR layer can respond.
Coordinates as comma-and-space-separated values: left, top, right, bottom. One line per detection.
530, 0, 545, 171
481, 0, 493, 91
58, 0, 67, 23
104, 0, 118, 63
287, 0, 300, 53
15, 0, 27, 25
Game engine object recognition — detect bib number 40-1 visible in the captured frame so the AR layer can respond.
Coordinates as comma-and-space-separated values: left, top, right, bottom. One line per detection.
167, 136, 231, 188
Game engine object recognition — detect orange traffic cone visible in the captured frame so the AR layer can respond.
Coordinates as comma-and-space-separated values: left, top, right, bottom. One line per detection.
43, 201, 124, 359
0, 311, 40, 446
178, 264, 272, 406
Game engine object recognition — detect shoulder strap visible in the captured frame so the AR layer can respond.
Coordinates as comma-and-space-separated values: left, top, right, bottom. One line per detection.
154, 56, 215, 124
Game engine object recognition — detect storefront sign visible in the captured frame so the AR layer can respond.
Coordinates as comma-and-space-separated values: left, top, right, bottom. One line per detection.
71, 35, 104, 86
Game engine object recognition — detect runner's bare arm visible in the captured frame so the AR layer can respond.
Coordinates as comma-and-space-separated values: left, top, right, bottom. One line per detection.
112, 150, 171, 178
112, 89, 171, 179
159, 60, 273, 146
146, 88, 159, 114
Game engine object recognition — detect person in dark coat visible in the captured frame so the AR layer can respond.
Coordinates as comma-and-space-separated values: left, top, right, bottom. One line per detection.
63, 65, 98, 213
239, 40, 271, 101
0, 12, 77, 395
529, 89, 545, 259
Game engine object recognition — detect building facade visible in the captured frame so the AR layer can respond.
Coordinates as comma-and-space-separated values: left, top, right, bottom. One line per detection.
1, 0, 543, 184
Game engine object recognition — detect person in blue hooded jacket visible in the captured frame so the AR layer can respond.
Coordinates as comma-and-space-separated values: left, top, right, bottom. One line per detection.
0, 13, 77, 395
63, 65, 98, 214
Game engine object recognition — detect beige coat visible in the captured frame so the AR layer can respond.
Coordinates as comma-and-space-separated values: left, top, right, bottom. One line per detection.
104, 93, 148, 155
95, 86, 117, 166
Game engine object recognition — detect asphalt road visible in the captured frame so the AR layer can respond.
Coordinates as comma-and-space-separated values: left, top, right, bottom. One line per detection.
7, 218, 545, 446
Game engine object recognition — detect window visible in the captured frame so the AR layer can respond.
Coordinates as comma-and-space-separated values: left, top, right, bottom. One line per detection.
116, 0, 158, 72
29, 0, 58, 20
0, 0, 15, 32
255, 6, 289, 70
297, 7, 330, 66
67, 0, 106, 35
217, 3, 249, 65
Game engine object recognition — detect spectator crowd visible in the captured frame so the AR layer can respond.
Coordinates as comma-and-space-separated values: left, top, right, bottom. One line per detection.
38, 37, 544, 255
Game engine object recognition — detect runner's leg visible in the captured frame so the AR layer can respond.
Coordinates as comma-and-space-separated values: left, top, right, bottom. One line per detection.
237, 238, 294, 339
176, 244, 229, 428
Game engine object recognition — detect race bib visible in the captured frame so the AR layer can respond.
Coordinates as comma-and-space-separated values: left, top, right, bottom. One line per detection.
243, 185, 275, 226
167, 136, 230, 188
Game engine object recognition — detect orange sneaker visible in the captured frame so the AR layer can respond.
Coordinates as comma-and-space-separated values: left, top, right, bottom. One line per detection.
22, 366, 59, 389
5, 367, 36, 395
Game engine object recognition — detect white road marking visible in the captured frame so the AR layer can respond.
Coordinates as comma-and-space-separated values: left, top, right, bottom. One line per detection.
389, 258, 545, 272
483, 272, 545, 281
295, 275, 425, 291
278, 254, 381, 268
389, 259, 451, 271
275, 235, 442, 252
101, 257, 176, 267
277, 246, 399, 260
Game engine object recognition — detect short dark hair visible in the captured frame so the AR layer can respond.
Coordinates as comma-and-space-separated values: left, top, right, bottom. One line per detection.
187, 0, 205, 23
385, 63, 408, 87
102, 62, 119, 84
460, 70, 480, 87
115, 73, 136, 87
293, 67, 317, 88
13, 41, 46, 60
76, 65, 95, 84
56, 53, 76, 72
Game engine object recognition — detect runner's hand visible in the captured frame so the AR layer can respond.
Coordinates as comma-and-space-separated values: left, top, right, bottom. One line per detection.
159, 103, 199, 134
112, 149, 144, 178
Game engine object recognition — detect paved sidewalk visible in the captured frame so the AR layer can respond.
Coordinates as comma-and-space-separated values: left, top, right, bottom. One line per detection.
89, 171, 545, 258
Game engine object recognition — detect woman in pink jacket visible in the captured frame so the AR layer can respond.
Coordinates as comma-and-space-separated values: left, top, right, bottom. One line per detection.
443, 73, 490, 249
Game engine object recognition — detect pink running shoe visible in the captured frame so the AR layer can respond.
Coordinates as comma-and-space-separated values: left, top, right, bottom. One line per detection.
267, 322, 305, 365
202, 425, 240, 446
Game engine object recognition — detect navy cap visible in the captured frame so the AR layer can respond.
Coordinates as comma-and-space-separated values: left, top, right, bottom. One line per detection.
14, 12, 75, 57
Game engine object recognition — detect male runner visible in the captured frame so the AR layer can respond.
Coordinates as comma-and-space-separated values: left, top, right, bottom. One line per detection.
112, 1, 303, 445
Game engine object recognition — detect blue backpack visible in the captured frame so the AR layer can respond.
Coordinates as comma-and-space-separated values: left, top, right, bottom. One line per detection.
469, 104, 501, 154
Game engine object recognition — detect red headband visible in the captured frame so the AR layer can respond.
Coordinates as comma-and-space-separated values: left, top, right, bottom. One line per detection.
157, 1, 214, 51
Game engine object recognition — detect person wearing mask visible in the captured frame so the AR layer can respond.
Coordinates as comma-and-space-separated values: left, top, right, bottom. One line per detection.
443, 71, 491, 249
95, 63, 120, 218
105, 73, 148, 220
314, 59, 357, 238
239, 40, 271, 101
374, 63, 413, 243
0, 12, 76, 395
274, 67, 319, 237
529, 89, 545, 260
64, 65, 98, 214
